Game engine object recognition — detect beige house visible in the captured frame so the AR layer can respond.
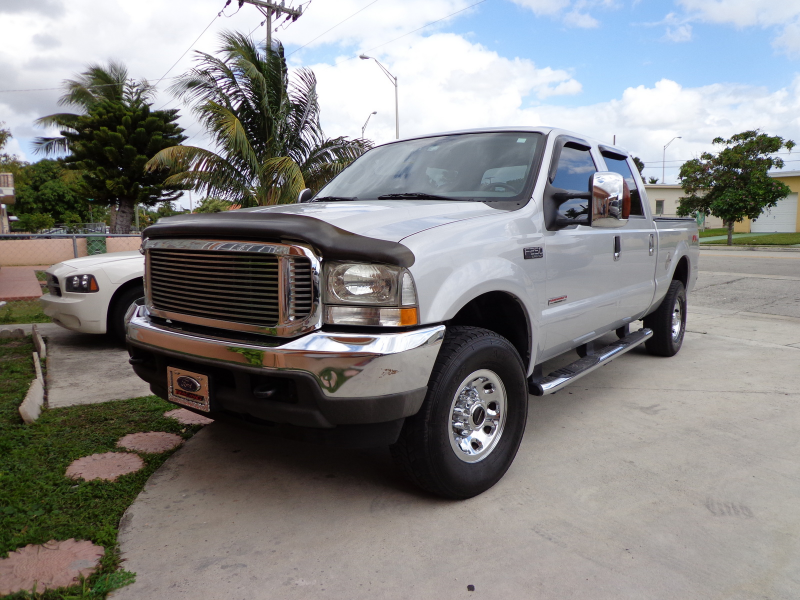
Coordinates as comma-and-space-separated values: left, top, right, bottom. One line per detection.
645, 172, 800, 233
0, 173, 14, 234
643, 183, 723, 229
732, 171, 800, 233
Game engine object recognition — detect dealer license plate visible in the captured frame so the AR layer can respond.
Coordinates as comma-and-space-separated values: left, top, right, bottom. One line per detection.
167, 367, 210, 412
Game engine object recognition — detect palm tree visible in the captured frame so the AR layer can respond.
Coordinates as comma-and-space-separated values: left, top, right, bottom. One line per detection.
146, 31, 370, 206
33, 61, 154, 155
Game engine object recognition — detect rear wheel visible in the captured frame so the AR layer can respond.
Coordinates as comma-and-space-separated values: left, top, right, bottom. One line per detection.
643, 280, 686, 357
390, 326, 528, 499
108, 282, 144, 344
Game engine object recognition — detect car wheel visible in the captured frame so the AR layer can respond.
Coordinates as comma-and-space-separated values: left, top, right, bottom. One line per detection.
109, 282, 144, 344
390, 326, 529, 499
643, 279, 686, 357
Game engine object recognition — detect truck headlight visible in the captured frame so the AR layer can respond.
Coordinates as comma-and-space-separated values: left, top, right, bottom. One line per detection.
64, 274, 100, 293
325, 263, 418, 326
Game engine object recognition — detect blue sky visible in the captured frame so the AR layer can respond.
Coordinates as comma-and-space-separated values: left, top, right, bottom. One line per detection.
2, 0, 800, 189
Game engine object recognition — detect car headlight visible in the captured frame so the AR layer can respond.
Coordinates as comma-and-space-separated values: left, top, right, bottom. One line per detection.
324, 263, 418, 326
64, 274, 100, 293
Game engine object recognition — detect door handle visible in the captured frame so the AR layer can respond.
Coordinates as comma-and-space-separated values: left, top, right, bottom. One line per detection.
649, 233, 655, 256
614, 235, 621, 261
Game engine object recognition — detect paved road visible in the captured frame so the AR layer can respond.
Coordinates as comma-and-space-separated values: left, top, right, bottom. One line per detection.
111, 253, 800, 600
694, 250, 800, 319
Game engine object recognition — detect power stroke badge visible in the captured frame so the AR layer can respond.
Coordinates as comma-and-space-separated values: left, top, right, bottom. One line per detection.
523, 247, 543, 259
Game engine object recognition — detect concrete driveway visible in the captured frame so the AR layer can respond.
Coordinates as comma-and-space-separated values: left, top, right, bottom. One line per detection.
111, 258, 800, 600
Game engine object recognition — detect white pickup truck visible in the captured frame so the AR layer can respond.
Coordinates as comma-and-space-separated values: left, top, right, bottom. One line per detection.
127, 126, 699, 498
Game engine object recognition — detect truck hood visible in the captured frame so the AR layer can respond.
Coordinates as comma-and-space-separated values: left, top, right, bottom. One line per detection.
239, 200, 498, 242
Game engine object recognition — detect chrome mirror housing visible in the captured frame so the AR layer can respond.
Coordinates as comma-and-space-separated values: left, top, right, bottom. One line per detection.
297, 188, 314, 203
590, 171, 629, 228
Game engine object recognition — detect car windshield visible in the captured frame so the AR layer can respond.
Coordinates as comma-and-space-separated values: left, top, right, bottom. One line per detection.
317, 132, 542, 202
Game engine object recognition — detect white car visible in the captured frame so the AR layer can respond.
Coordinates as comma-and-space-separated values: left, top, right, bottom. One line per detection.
40, 251, 144, 342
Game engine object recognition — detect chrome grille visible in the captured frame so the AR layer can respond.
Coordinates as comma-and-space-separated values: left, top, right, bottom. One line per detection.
287, 259, 313, 320
145, 240, 318, 335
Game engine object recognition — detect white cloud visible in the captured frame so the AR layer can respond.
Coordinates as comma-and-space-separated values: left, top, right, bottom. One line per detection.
509, 0, 611, 28
563, 10, 600, 28
312, 33, 582, 143
663, 23, 692, 42
676, 0, 800, 57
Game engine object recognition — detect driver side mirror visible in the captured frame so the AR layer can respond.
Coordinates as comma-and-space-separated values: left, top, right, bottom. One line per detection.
590, 171, 629, 228
297, 188, 314, 203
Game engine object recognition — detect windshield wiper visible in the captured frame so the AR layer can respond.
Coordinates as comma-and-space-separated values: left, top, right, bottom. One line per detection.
377, 192, 457, 200
311, 196, 357, 202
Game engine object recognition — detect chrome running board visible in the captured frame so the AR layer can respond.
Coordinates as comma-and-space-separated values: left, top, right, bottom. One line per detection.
528, 328, 653, 396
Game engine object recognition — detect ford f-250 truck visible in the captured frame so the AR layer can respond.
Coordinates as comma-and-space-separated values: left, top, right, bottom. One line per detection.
126, 127, 699, 499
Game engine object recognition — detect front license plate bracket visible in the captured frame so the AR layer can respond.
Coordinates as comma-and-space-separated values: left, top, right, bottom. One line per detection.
167, 367, 211, 412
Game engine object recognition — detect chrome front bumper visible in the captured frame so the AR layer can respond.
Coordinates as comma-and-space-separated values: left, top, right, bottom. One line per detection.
126, 304, 445, 400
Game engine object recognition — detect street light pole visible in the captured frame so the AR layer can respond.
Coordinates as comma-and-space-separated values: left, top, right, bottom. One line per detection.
361, 111, 377, 138
662, 136, 682, 184
359, 54, 398, 139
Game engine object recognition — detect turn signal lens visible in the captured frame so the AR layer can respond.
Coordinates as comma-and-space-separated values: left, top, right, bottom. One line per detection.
325, 306, 419, 327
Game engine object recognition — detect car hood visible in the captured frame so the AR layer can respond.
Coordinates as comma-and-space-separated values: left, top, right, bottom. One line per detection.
53, 251, 142, 271
239, 200, 499, 242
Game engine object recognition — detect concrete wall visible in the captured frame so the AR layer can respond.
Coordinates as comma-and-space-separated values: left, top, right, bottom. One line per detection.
0, 236, 141, 266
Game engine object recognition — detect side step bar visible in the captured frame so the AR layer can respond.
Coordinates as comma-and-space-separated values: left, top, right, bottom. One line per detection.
528, 328, 653, 396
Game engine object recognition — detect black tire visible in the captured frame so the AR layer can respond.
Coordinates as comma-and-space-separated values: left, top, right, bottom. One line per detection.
108, 282, 144, 344
643, 280, 686, 357
390, 326, 529, 499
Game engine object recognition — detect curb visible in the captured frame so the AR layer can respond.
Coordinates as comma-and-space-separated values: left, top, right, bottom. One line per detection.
699, 245, 800, 253
19, 352, 45, 424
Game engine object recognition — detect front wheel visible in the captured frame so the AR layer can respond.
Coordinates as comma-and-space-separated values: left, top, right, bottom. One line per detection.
643, 280, 687, 357
390, 326, 528, 499
108, 282, 144, 344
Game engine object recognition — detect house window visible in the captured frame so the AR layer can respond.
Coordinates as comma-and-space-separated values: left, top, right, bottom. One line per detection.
655, 200, 664, 215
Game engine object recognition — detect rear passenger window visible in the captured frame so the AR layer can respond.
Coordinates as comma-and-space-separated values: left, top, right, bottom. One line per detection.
602, 155, 644, 216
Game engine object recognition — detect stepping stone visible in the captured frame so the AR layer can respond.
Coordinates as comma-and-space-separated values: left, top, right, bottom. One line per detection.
118, 432, 183, 454
65, 452, 144, 482
165, 408, 214, 425
0, 539, 104, 595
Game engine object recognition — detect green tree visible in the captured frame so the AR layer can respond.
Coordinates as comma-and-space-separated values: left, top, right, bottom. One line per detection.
13, 159, 91, 222
16, 213, 55, 233
146, 32, 370, 206
33, 62, 187, 233
677, 131, 795, 245
648, 177, 659, 184
195, 197, 233, 213
632, 156, 645, 174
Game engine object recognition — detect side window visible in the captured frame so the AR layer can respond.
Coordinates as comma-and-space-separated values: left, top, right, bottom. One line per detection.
602, 155, 644, 216
551, 145, 596, 226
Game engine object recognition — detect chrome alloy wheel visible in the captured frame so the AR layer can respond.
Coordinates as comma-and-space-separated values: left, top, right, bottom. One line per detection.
671, 298, 684, 342
448, 369, 507, 463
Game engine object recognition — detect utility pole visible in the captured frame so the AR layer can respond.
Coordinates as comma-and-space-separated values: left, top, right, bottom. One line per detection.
239, 0, 303, 49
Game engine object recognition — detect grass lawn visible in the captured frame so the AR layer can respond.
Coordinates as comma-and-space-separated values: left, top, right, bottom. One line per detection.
705, 232, 800, 246
698, 227, 728, 238
0, 301, 51, 325
0, 336, 202, 599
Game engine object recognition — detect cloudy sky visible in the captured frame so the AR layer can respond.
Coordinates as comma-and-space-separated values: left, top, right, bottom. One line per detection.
3, 0, 800, 201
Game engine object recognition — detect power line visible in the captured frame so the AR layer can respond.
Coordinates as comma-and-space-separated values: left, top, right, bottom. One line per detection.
287, 0, 379, 56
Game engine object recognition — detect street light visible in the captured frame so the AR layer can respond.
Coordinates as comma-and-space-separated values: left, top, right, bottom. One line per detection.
662, 136, 682, 184
359, 54, 398, 139
361, 111, 377, 138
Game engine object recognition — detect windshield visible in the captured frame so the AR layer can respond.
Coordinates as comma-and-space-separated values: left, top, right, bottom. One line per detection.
317, 132, 543, 202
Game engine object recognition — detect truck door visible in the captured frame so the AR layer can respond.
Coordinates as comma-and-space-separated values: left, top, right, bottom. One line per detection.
599, 150, 657, 323
540, 137, 620, 359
